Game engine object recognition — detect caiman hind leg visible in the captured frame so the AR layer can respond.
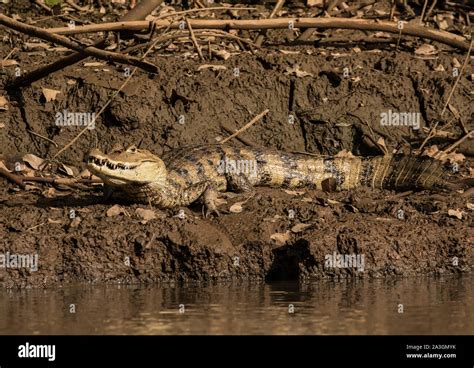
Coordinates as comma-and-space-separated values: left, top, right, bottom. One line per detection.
226, 171, 254, 193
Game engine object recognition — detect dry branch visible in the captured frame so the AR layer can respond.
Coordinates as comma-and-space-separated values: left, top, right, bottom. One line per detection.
10, 0, 164, 87
0, 168, 101, 189
47, 18, 470, 51
0, 14, 158, 73
156, 7, 257, 19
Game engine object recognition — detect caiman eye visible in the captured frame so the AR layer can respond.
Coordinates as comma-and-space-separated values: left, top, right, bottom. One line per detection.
110, 144, 124, 154
127, 145, 137, 153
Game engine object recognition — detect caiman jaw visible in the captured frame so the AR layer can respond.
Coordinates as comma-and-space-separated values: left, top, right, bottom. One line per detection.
86, 145, 167, 187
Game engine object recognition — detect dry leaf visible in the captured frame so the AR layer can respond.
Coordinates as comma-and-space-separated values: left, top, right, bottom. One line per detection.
279, 50, 300, 55
1, 59, 18, 67
197, 64, 227, 72
42, 187, 57, 198
434, 64, 445, 72
213, 49, 231, 60
466, 203, 474, 211
414, 44, 437, 56
60, 164, 75, 176
24, 184, 38, 191
22, 153, 44, 170
214, 197, 227, 206
136, 208, 156, 224
84, 62, 104, 67
448, 209, 464, 220
423, 145, 439, 158
24, 42, 52, 51
107, 205, 126, 217
229, 201, 245, 213
270, 231, 291, 246
376, 137, 387, 151
0, 123, 5, 128
448, 104, 460, 119
301, 197, 313, 203
70, 217, 81, 228
0, 96, 8, 110
335, 149, 355, 158
48, 218, 63, 224
285, 64, 314, 78
307, 0, 323, 6
263, 215, 283, 223
421, 146, 465, 163
436, 18, 449, 31
283, 189, 305, 196
373, 31, 392, 38
291, 223, 313, 233
42, 88, 61, 102
79, 169, 91, 178
452, 58, 461, 69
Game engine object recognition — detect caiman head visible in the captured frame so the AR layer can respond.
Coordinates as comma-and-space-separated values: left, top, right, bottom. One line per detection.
86, 145, 167, 187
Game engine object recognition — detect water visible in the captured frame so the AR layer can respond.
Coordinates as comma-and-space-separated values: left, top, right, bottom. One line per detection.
0, 276, 472, 335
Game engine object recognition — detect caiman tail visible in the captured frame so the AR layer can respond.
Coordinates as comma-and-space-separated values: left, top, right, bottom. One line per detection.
239, 148, 450, 191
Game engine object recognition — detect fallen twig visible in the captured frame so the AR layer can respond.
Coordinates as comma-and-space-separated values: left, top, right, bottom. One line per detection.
27, 129, 59, 148
420, 0, 430, 24
444, 130, 473, 153
220, 109, 269, 144
425, 0, 438, 21
65, 0, 90, 12
440, 39, 473, 117
0, 14, 159, 74
0, 168, 26, 189
220, 123, 256, 147
47, 18, 471, 51
33, 0, 53, 14
418, 120, 440, 153
186, 18, 204, 61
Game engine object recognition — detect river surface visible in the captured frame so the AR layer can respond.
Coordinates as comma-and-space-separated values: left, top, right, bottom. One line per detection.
0, 276, 472, 334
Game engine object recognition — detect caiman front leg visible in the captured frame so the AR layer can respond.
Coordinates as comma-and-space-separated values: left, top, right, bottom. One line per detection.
202, 171, 255, 217
159, 181, 221, 218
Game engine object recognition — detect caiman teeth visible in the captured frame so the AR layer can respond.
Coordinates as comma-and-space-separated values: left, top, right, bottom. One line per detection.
89, 156, 138, 171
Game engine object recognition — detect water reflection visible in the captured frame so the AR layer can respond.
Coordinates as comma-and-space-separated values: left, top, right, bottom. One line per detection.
0, 276, 472, 335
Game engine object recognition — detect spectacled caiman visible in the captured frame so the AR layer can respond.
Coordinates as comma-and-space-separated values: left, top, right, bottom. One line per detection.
86, 144, 457, 216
